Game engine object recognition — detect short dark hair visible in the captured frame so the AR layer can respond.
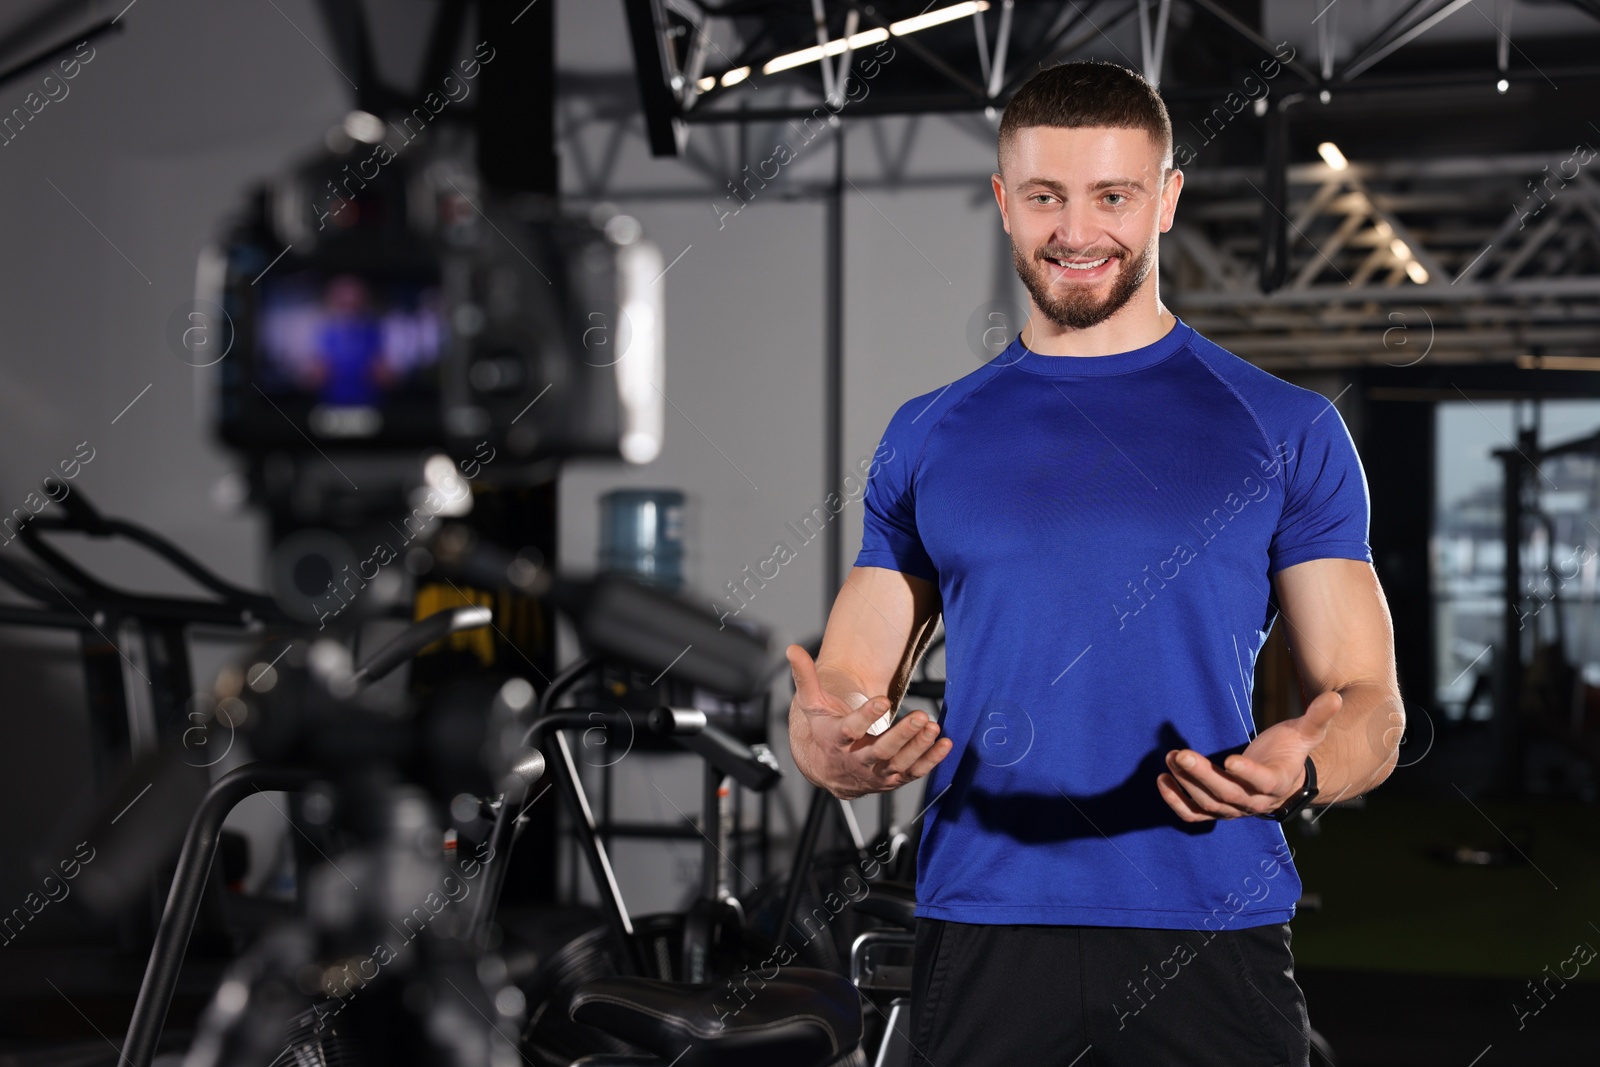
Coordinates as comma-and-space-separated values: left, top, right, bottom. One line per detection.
997, 60, 1173, 176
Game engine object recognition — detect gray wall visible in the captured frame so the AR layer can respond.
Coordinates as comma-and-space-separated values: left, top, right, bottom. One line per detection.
0, 0, 353, 926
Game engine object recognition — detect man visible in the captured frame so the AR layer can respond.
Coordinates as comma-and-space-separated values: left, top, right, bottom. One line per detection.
785, 60, 1403, 1066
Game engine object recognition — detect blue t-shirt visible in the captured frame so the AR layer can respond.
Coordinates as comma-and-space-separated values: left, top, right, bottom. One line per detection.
854, 316, 1371, 931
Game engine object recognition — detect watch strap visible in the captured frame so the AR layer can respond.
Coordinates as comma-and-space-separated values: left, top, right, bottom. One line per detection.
1258, 755, 1318, 822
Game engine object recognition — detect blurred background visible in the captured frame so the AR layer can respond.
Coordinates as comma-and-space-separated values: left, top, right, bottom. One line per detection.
0, 1, 1598, 1065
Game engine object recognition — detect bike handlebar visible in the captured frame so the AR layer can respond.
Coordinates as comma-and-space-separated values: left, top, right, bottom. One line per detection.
350, 605, 494, 686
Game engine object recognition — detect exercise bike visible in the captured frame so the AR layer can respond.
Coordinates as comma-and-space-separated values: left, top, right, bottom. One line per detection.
512, 624, 955, 1067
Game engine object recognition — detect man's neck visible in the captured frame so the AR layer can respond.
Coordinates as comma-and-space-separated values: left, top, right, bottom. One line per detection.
1020, 299, 1177, 357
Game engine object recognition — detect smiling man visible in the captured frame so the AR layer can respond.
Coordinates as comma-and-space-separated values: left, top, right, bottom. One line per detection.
786, 60, 1405, 1065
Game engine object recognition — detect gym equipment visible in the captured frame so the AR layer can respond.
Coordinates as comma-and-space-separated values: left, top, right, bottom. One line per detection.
849, 882, 917, 1067
0, 486, 306, 968
74, 516, 874, 1067
1491, 420, 1600, 796
120, 764, 320, 1067
566, 967, 866, 1067
116, 603, 509, 1067
510, 653, 802, 1065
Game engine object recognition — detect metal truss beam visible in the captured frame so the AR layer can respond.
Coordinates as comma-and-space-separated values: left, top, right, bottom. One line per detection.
1166, 152, 1600, 367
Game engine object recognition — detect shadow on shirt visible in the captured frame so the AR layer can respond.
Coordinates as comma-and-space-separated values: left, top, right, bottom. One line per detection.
956, 720, 1252, 840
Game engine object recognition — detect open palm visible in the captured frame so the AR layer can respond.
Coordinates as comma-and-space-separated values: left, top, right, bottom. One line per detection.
1157, 690, 1340, 821
786, 643, 952, 799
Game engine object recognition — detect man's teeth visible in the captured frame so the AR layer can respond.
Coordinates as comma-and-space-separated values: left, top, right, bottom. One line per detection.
1050, 256, 1110, 270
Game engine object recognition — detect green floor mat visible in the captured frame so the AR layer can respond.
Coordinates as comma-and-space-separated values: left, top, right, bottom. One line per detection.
1289, 793, 1600, 981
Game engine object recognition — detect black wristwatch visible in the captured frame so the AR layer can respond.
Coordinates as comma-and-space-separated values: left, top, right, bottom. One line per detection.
1257, 756, 1319, 822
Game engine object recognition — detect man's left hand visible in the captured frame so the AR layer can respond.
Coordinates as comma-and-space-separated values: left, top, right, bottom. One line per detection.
1156, 690, 1340, 821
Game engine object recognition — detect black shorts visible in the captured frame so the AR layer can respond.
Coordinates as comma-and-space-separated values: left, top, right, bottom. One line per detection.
908, 918, 1310, 1067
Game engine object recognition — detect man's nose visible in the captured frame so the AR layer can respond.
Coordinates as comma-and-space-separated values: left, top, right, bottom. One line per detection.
1052, 202, 1104, 254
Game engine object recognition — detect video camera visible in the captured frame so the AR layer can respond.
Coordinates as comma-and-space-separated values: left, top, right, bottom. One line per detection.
200, 132, 664, 468
187, 126, 667, 625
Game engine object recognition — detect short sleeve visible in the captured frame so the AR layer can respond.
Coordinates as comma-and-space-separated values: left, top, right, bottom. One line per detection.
1268, 404, 1373, 575
853, 408, 939, 584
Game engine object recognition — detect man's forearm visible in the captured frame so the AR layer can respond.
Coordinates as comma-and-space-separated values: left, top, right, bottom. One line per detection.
1308, 680, 1404, 803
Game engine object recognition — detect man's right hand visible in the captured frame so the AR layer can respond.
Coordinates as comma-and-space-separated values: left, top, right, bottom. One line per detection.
786, 643, 953, 800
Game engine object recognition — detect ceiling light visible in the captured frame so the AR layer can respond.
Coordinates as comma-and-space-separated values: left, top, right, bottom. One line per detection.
1496, 78, 1509, 93
1390, 238, 1410, 259
761, 2, 985, 76
764, 28, 890, 73
697, 75, 716, 91
1516, 354, 1600, 371
1317, 141, 1348, 170
1404, 260, 1429, 284
763, 44, 823, 76
891, 1, 989, 35
721, 66, 750, 86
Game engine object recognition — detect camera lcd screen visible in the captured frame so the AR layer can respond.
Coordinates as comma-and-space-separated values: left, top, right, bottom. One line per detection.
254, 270, 445, 411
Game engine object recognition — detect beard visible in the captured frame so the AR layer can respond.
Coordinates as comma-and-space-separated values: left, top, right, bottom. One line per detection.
1011, 231, 1156, 331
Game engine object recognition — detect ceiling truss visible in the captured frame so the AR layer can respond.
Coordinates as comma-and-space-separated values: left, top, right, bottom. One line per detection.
608, 1, 1600, 370
1168, 152, 1600, 368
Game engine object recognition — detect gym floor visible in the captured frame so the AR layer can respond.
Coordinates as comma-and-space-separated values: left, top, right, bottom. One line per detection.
1288, 723, 1600, 1066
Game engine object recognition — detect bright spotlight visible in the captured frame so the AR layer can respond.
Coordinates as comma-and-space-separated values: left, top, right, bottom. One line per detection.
343, 111, 386, 145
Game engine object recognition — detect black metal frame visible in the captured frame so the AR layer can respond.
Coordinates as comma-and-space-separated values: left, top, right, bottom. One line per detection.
121, 765, 319, 1067
1492, 419, 1600, 795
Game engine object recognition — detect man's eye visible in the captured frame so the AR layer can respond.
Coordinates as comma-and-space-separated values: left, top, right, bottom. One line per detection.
1105, 193, 1127, 205
1031, 194, 1054, 204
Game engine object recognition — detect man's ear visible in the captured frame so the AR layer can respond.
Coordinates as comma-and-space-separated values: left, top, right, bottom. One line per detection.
991, 172, 1010, 234
1159, 168, 1184, 233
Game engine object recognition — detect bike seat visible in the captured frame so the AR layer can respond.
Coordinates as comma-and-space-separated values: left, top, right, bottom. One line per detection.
569, 966, 862, 1067
850, 880, 916, 930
